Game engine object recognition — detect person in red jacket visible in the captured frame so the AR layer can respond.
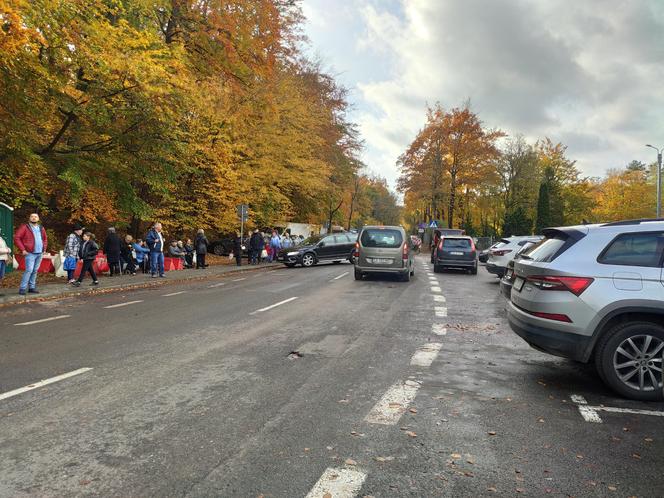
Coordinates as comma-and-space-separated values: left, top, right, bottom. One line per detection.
14, 213, 48, 295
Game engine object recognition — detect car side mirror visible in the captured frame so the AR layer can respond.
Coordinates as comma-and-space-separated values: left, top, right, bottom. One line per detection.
318, 241, 325, 247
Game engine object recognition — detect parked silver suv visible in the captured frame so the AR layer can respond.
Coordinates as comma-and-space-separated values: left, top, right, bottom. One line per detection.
508, 219, 664, 401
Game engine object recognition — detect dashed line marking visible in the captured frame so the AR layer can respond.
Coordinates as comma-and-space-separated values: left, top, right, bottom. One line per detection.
435, 306, 448, 318
410, 343, 443, 367
430, 286, 442, 293
208, 282, 226, 288
104, 300, 143, 309
0, 368, 93, 401
232, 277, 246, 282
332, 272, 349, 280
162, 291, 186, 297
14, 315, 71, 326
433, 294, 446, 302
365, 380, 421, 425
432, 324, 447, 336
250, 296, 298, 315
305, 467, 367, 498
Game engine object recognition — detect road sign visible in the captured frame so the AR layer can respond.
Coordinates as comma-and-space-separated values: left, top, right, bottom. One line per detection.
428, 220, 438, 228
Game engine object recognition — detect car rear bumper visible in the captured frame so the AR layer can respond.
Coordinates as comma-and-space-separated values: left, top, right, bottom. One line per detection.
486, 263, 505, 277
355, 264, 408, 274
435, 258, 476, 268
507, 301, 591, 362
499, 278, 512, 299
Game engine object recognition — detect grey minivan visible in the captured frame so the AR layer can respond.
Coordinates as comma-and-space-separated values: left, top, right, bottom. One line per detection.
354, 225, 415, 281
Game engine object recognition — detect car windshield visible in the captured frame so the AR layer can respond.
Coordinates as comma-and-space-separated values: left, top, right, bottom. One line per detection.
361, 228, 403, 248
297, 235, 321, 246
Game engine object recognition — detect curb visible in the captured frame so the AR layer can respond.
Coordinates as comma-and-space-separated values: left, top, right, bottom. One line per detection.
0, 263, 282, 309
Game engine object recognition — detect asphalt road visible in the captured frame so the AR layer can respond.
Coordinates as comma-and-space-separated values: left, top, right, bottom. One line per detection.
0, 256, 662, 497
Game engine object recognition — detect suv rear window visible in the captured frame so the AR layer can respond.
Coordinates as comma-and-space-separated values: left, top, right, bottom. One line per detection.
360, 229, 403, 248
443, 238, 471, 249
523, 235, 568, 262
598, 232, 664, 268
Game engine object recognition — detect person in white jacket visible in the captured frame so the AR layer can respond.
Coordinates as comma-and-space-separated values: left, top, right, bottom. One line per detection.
0, 229, 12, 288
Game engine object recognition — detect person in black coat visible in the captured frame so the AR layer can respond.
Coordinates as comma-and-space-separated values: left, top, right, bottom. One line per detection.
249, 229, 263, 265
104, 227, 122, 276
74, 232, 99, 286
195, 229, 209, 269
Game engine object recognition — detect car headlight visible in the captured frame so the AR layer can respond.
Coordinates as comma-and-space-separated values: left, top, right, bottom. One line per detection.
287, 251, 299, 256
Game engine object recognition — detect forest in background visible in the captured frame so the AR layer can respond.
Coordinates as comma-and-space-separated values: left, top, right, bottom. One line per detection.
398, 103, 659, 237
0, 0, 400, 240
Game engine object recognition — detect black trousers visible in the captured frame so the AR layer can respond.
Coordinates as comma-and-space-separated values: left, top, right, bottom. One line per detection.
109, 261, 121, 275
196, 253, 206, 268
77, 259, 97, 282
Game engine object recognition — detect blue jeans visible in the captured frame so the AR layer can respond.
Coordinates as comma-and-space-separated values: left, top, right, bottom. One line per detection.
150, 251, 164, 276
20, 252, 43, 291
0, 260, 6, 280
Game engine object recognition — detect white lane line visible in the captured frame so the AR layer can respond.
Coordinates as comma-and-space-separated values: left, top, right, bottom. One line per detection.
0, 368, 93, 402
208, 282, 226, 288
410, 343, 443, 367
250, 296, 298, 315
332, 271, 349, 280
432, 324, 447, 336
590, 406, 664, 417
435, 306, 448, 318
162, 291, 186, 297
431, 286, 442, 293
14, 315, 71, 326
232, 278, 246, 282
365, 380, 421, 425
433, 294, 446, 302
104, 300, 143, 309
570, 394, 603, 423
305, 467, 367, 498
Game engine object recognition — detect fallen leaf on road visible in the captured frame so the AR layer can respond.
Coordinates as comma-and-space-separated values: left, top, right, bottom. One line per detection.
405, 431, 417, 438
345, 459, 357, 466
467, 459, 475, 465
409, 408, 418, 414
644, 437, 653, 442
631, 453, 641, 460
608, 485, 617, 491
487, 487, 497, 492
576, 454, 584, 459
544, 488, 553, 493
323, 493, 332, 498
537, 418, 545, 423
622, 427, 630, 432
463, 471, 474, 477
304, 448, 310, 452
388, 402, 402, 408
338, 399, 349, 404
487, 431, 497, 436
516, 488, 525, 493
537, 380, 547, 386
375, 456, 394, 462
79, 480, 91, 486
451, 453, 462, 459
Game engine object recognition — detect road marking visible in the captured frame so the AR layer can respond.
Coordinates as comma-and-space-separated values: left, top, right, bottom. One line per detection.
590, 406, 664, 417
332, 272, 349, 280
208, 282, 226, 288
14, 315, 71, 326
365, 380, 421, 425
570, 394, 602, 423
104, 300, 143, 309
433, 294, 446, 302
0, 368, 93, 402
428, 276, 437, 281
410, 343, 443, 367
432, 324, 447, 336
232, 277, 246, 282
250, 296, 298, 315
162, 291, 186, 297
431, 286, 442, 293
305, 467, 367, 498
435, 306, 448, 318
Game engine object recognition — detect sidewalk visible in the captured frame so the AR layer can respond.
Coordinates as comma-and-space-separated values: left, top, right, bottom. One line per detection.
0, 262, 281, 308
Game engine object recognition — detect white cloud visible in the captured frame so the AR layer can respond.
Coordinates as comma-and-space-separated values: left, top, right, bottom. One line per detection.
303, 0, 664, 187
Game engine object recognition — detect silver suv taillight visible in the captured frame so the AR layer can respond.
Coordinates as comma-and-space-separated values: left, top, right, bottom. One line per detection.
526, 275, 594, 296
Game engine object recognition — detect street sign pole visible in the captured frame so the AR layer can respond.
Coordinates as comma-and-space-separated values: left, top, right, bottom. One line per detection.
237, 204, 248, 243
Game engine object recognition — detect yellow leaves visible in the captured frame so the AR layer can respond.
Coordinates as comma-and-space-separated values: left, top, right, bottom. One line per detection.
592, 168, 656, 222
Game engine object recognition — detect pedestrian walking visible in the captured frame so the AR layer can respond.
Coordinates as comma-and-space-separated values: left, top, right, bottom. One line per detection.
0, 228, 12, 290
234, 231, 243, 266
14, 213, 48, 295
121, 235, 137, 275
249, 229, 263, 265
104, 227, 122, 276
146, 222, 166, 277
195, 229, 209, 269
63, 223, 84, 283
74, 232, 99, 286
269, 230, 281, 262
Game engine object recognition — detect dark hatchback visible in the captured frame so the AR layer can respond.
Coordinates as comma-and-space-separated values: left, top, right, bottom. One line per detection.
433, 236, 478, 274
277, 233, 356, 267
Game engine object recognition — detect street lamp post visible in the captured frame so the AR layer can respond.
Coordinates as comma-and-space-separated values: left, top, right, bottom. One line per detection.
646, 144, 662, 218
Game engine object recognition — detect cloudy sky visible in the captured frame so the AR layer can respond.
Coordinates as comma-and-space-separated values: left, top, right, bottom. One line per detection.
301, 0, 664, 190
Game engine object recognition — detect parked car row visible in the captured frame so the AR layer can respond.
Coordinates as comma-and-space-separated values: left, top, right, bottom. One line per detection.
502, 219, 664, 401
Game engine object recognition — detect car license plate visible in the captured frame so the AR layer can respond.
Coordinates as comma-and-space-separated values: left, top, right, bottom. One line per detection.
370, 258, 392, 264
450, 251, 464, 256
513, 277, 525, 292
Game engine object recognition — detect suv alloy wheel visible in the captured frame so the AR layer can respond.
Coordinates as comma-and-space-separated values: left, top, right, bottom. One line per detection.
594, 321, 664, 401
301, 253, 316, 267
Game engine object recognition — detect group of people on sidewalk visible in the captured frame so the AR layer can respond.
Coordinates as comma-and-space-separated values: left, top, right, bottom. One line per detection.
0, 214, 306, 296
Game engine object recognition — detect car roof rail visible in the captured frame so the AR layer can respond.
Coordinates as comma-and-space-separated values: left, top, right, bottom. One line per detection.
600, 218, 664, 227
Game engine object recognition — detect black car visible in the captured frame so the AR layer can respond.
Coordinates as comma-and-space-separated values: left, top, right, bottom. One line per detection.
433, 236, 477, 274
277, 233, 356, 267
209, 235, 249, 257
499, 241, 538, 298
